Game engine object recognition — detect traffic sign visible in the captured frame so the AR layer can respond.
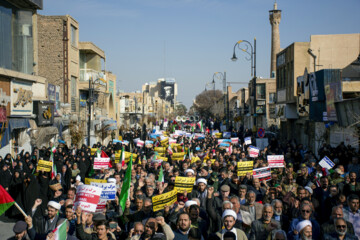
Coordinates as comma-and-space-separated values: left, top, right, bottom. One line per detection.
257, 128, 265, 138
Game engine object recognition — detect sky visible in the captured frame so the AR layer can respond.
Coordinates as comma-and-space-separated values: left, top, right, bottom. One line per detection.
41, 0, 360, 108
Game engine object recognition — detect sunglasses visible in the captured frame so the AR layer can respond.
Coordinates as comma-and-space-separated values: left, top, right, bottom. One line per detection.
336, 225, 346, 229
301, 210, 311, 213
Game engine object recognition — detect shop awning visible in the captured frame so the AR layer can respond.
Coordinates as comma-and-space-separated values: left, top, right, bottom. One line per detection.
0, 118, 31, 149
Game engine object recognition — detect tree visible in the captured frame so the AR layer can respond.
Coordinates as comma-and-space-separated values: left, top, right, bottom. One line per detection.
175, 104, 187, 116
192, 90, 224, 118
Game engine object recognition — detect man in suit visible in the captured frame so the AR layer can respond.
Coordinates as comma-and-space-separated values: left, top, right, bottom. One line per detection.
249, 204, 281, 240
271, 199, 290, 232
240, 190, 263, 221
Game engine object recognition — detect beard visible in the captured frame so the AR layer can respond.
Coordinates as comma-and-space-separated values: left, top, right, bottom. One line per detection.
275, 210, 282, 216
301, 234, 312, 240
336, 228, 347, 236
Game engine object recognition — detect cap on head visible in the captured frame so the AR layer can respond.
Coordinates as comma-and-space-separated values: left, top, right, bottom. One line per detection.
13, 221, 27, 234
220, 185, 230, 192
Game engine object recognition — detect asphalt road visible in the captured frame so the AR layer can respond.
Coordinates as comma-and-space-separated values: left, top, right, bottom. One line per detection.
0, 215, 17, 240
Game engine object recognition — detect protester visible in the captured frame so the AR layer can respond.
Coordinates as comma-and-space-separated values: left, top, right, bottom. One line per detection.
0, 124, 359, 240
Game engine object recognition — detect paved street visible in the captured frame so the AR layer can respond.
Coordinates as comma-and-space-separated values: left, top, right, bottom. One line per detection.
0, 215, 17, 240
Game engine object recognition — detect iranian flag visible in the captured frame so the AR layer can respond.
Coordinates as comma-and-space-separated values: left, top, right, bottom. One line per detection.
167, 145, 173, 155
51, 146, 57, 153
0, 185, 15, 216
52, 219, 67, 240
197, 120, 204, 132
101, 150, 112, 168
157, 166, 164, 183
120, 146, 125, 167
119, 155, 133, 212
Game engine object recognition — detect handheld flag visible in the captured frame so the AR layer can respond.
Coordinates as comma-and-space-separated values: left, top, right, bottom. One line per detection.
0, 185, 15, 216
52, 219, 67, 240
119, 155, 133, 212
158, 166, 164, 183
101, 150, 112, 168
120, 146, 125, 167
51, 146, 57, 153
197, 120, 204, 132
167, 145, 173, 155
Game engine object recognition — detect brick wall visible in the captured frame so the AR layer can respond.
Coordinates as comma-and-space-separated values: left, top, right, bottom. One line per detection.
37, 15, 65, 101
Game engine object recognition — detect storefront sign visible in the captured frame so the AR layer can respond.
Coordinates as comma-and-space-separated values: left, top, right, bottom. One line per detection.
11, 80, 33, 116
34, 101, 54, 126
48, 84, 56, 102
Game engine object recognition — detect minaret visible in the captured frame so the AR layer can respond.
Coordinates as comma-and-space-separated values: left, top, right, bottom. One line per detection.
269, 1, 281, 78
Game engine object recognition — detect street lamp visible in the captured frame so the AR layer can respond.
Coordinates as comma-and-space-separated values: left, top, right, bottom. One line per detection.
212, 72, 227, 128
231, 38, 257, 127
87, 76, 102, 147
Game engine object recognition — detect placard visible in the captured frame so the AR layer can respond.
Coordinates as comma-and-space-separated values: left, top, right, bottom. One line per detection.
37, 160, 52, 172
267, 155, 285, 168
152, 189, 178, 212
90, 182, 116, 200
137, 140, 144, 148
85, 178, 107, 185
74, 185, 102, 213
231, 138, 239, 144
249, 146, 260, 158
95, 199, 107, 213
174, 176, 196, 193
237, 161, 254, 177
244, 137, 252, 145
94, 157, 110, 170
319, 156, 335, 170
253, 167, 271, 181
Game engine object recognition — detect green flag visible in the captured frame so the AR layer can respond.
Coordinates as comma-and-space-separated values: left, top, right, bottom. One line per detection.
119, 155, 133, 212
157, 166, 164, 183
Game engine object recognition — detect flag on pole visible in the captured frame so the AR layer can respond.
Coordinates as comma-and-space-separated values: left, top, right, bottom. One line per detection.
51, 146, 57, 154
157, 166, 164, 183
50, 152, 55, 179
167, 145, 173, 155
0, 185, 15, 216
52, 219, 67, 240
197, 120, 204, 132
101, 150, 112, 168
119, 155, 133, 212
120, 146, 125, 167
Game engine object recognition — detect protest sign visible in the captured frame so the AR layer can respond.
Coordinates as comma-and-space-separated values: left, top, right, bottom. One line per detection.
137, 140, 144, 148
74, 185, 102, 213
95, 199, 107, 213
85, 178, 107, 185
319, 156, 335, 170
174, 176, 196, 193
267, 155, 285, 168
93, 158, 110, 170
249, 146, 260, 158
244, 137, 252, 145
231, 138, 239, 144
223, 132, 231, 139
90, 182, 116, 200
253, 167, 271, 181
37, 160, 52, 172
152, 189, 178, 212
237, 161, 254, 177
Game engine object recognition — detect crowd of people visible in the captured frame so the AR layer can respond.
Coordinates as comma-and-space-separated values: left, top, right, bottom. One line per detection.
1, 125, 360, 240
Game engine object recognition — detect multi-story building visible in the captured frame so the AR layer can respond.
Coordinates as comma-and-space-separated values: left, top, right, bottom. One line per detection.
276, 33, 360, 152
0, 0, 49, 156
38, 15, 117, 146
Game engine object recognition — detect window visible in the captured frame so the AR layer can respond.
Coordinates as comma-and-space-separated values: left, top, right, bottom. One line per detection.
71, 25, 77, 46
0, 1, 33, 74
269, 93, 276, 104
256, 84, 266, 100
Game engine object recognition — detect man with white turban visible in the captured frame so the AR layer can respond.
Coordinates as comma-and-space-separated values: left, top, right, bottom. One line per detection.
296, 220, 312, 240
189, 178, 208, 209
214, 209, 248, 240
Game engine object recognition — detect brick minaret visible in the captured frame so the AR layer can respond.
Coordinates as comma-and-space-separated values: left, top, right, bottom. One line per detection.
269, 2, 281, 78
